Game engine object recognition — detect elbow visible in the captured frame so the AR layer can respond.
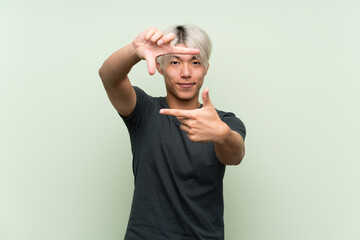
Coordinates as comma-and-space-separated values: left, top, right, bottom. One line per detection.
234, 143, 246, 165
230, 156, 243, 166
236, 148, 245, 165
215, 147, 245, 166
233, 159, 242, 166
219, 154, 244, 166
98, 67, 111, 87
229, 149, 245, 166
98, 66, 105, 80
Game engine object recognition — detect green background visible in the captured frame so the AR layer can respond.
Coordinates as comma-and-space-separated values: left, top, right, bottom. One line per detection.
1, 0, 359, 239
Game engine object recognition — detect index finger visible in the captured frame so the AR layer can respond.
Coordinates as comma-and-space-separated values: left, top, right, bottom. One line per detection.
170, 46, 200, 56
158, 32, 176, 45
144, 55, 156, 75
159, 108, 195, 118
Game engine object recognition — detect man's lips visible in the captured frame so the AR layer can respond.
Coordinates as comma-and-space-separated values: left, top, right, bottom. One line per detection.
178, 82, 195, 88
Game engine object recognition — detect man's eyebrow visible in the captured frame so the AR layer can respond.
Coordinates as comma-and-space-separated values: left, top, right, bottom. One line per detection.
171, 55, 198, 60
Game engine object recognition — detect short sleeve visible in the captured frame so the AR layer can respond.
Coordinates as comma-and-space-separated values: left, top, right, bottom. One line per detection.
119, 86, 154, 134
220, 112, 246, 141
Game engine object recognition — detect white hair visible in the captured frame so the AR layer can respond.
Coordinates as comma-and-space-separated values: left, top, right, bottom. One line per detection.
157, 24, 212, 69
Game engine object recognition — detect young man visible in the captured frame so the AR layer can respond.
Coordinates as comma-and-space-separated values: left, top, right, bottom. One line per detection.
99, 25, 246, 240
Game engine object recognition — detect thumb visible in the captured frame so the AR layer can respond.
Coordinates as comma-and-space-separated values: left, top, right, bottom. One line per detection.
202, 88, 213, 107
145, 56, 156, 75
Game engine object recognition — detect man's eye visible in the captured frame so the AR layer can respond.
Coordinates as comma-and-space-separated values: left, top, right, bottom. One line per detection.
170, 61, 179, 65
192, 61, 201, 65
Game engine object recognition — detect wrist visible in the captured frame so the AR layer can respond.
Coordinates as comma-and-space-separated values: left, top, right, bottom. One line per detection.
215, 122, 232, 145
128, 42, 142, 62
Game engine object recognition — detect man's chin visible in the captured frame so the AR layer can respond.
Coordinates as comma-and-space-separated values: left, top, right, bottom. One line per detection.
177, 93, 198, 101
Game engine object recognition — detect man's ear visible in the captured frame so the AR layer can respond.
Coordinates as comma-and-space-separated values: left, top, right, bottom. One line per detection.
156, 61, 163, 75
204, 63, 210, 75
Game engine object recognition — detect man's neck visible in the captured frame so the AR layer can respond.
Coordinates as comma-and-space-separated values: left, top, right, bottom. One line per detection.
166, 95, 201, 110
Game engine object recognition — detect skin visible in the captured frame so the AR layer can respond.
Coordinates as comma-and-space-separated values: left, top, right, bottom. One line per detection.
159, 88, 245, 165
99, 28, 245, 165
156, 46, 208, 110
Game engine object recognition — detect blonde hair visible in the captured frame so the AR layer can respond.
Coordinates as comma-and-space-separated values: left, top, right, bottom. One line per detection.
157, 24, 212, 69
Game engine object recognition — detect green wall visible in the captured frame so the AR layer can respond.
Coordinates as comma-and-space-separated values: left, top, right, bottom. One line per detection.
1, 0, 359, 239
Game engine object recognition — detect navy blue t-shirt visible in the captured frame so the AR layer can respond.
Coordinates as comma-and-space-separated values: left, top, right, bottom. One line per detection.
121, 87, 246, 240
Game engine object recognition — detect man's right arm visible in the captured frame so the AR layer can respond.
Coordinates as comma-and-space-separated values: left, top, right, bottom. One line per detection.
98, 28, 200, 117
98, 43, 139, 117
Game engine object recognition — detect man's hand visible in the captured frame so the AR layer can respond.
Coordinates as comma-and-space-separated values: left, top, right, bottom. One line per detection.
159, 88, 231, 143
133, 28, 200, 75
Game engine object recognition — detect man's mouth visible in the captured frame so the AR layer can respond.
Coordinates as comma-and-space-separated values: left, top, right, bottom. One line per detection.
178, 83, 195, 88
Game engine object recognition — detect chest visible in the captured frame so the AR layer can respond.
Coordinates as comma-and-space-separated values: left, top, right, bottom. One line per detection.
131, 112, 222, 178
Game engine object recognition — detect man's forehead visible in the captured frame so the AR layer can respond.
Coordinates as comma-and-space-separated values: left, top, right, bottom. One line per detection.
171, 55, 199, 60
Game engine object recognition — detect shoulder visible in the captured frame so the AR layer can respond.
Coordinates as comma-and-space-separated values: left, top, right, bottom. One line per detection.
216, 108, 246, 140
120, 86, 164, 127
216, 109, 241, 122
130, 86, 160, 108
132, 86, 152, 101
132, 86, 165, 105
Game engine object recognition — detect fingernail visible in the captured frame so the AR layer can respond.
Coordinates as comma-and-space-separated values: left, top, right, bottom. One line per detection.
157, 40, 163, 46
159, 109, 164, 114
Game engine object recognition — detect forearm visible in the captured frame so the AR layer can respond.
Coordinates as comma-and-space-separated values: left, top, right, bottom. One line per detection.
99, 43, 140, 87
214, 125, 245, 165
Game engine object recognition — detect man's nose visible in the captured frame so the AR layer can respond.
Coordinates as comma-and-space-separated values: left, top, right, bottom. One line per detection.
180, 64, 191, 78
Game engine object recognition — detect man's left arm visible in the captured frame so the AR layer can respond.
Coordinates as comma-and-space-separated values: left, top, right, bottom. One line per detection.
213, 125, 245, 165
159, 88, 245, 165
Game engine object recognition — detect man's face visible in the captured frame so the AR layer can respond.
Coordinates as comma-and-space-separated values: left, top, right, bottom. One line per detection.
157, 44, 209, 103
